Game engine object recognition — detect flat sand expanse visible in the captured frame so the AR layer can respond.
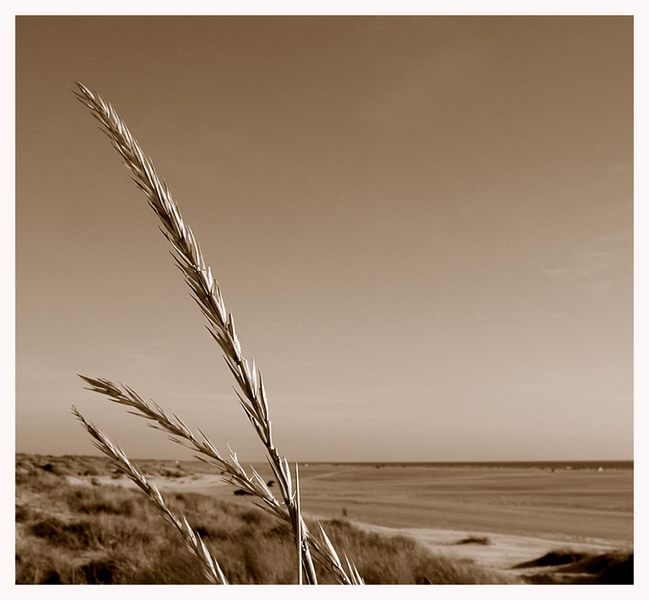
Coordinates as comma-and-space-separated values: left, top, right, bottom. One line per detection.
72, 463, 632, 571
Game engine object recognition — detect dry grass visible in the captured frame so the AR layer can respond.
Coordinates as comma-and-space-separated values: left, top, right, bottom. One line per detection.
72, 82, 358, 583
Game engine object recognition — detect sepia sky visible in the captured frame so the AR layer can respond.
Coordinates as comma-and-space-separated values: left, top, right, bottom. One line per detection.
16, 16, 633, 461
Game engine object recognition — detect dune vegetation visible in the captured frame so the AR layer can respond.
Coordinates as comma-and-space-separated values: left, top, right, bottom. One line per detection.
16, 455, 516, 584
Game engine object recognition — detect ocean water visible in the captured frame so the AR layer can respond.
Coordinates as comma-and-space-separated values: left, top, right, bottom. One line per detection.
302, 460, 633, 470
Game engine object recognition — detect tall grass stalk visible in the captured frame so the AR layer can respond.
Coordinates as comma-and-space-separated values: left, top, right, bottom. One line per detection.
73, 82, 360, 584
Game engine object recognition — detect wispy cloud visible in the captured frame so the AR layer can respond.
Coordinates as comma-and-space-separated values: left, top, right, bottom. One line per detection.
608, 162, 632, 175
543, 231, 632, 297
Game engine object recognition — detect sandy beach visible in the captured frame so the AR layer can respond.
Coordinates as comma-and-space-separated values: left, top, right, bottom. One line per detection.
357, 522, 625, 572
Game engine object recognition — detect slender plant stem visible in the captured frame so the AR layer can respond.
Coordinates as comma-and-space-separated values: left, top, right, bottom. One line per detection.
74, 82, 326, 583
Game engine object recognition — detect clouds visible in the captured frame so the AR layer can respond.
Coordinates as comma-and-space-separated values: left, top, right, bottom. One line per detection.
543, 230, 631, 298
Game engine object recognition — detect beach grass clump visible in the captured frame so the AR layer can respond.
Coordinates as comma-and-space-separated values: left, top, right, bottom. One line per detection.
456, 535, 491, 546
515, 547, 633, 584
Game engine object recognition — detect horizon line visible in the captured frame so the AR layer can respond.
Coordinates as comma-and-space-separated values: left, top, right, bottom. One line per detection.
16, 451, 634, 464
